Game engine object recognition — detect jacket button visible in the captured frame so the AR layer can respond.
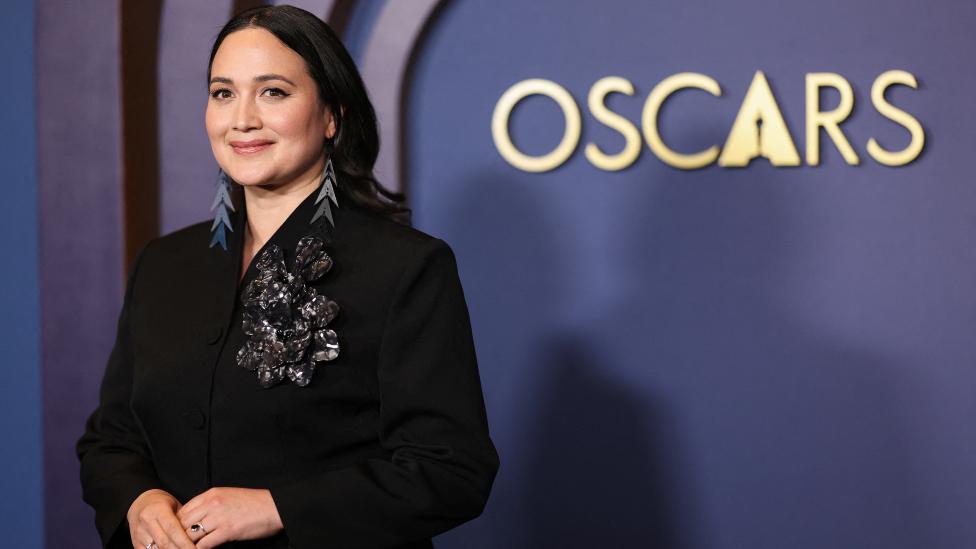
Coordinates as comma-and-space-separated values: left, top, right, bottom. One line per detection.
180, 408, 206, 430
206, 325, 223, 345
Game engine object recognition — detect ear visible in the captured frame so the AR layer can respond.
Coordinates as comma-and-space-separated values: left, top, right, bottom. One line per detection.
324, 105, 344, 139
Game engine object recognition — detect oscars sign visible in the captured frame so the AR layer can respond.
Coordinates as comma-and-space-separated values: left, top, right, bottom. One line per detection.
492, 70, 924, 172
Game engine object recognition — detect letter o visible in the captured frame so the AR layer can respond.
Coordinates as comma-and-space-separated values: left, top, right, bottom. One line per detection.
492, 79, 582, 173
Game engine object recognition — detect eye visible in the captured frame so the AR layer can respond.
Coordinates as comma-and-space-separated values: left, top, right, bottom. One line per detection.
263, 87, 290, 98
210, 88, 232, 100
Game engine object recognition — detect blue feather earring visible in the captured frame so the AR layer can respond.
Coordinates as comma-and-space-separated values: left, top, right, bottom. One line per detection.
209, 168, 235, 250
310, 155, 338, 226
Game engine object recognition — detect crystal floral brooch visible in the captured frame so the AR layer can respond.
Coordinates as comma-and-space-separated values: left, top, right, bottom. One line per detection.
236, 236, 340, 388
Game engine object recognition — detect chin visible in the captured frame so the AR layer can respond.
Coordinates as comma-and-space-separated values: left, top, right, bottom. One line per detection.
237, 179, 281, 190
224, 168, 274, 187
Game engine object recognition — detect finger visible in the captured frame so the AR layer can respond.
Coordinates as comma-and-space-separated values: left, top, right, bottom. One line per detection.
175, 498, 200, 524
177, 487, 217, 524
131, 513, 157, 548
132, 521, 160, 549
185, 521, 209, 544
195, 527, 230, 549
159, 515, 196, 549
130, 531, 155, 549
146, 518, 171, 549
128, 519, 149, 549
177, 504, 207, 530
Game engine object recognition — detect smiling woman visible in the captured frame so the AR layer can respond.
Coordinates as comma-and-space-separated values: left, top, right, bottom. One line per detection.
76, 5, 499, 549
206, 29, 333, 190
205, 26, 339, 275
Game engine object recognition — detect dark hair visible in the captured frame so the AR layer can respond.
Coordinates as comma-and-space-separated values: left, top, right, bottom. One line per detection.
208, 5, 410, 223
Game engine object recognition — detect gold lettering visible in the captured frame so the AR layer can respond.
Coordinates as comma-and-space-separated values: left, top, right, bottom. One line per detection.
866, 70, 925, 166
492, 79, 582, 172
642, 73, 722, 170
805, 72, 859, 165
719, 71, 801, 167
585, 77, 642, 171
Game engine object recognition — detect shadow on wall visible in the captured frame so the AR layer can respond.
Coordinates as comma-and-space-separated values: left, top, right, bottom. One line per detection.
599, 134, 935, 548
428, 128, 937, 548
522, 336, 693, 549
424, 169, 704, 549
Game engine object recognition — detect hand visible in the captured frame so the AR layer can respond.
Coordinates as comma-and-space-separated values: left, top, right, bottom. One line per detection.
176, 487, 284, 549
127, 488, 195, 549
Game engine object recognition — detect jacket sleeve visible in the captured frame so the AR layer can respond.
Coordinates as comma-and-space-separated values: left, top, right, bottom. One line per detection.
270, 238, 500, 549
76, 240, 163, 548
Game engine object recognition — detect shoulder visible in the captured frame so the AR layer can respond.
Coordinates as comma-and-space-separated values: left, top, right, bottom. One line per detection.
145, 221, 213, 259
337, 206, 447, 253
326, 206, 467, 315
335, 205, 459, 277
125, 220, 221, 297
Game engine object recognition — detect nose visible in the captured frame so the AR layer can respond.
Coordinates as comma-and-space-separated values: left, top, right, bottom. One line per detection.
233, 95, 261, 132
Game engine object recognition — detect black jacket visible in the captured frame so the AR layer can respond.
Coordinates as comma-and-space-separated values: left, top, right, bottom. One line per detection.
76, 187, 500, 548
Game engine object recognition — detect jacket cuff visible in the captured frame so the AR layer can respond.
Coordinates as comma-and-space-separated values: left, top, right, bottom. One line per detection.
88, 463, 162, 548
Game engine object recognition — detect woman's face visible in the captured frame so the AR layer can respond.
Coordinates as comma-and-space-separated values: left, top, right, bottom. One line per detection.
206, 27, 335, 189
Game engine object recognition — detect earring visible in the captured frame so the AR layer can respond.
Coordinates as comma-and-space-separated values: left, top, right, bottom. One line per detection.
209, 169, 235, 250
310, 155, 339, 226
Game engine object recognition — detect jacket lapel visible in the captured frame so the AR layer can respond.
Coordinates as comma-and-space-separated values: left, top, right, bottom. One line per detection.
202, 182, 333, 371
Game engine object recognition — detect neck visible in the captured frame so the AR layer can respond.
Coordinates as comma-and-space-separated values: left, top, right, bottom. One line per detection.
241, 163, 324, 250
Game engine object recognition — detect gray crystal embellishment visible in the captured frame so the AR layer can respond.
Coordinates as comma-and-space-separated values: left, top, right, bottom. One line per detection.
236, 236, 340, 388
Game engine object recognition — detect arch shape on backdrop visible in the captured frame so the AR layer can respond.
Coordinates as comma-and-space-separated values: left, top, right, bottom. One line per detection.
359, 0, 445, 193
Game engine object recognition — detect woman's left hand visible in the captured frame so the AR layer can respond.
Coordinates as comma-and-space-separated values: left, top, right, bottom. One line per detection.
176, 487, 283, 548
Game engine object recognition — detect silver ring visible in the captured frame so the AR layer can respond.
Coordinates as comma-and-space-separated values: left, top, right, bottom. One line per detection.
145, 542, 157, 549
190, 522, 208, 534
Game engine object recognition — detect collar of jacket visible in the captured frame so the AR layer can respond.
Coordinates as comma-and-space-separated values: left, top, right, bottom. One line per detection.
212, 182, 339, 316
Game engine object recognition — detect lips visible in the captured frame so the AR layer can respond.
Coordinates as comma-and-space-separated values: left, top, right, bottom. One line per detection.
230, 140, 274, 155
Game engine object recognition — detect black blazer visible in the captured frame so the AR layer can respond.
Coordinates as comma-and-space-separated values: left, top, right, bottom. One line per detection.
76, 187, 500, 549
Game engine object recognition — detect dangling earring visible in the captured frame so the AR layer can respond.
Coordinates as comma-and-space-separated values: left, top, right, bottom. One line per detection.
209, 168, 235, 250
310, 154, 339, 226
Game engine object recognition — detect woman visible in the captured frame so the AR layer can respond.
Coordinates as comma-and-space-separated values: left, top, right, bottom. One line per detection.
76, 6, 499, 549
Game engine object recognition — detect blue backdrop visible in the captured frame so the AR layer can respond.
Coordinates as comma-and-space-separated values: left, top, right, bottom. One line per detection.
0, 0, 41, 546
408, 1, 976, 548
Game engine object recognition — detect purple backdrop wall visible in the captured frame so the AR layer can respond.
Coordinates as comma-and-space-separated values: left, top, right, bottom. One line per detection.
37, 1, 123, 547
406, 2, 976, 548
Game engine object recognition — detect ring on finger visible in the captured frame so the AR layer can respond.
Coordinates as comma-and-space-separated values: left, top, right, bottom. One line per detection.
145, 542, 158, 549
190, 522, 208, 534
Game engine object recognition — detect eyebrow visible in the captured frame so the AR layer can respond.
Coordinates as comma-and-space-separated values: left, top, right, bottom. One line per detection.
209, 74, 297, 86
